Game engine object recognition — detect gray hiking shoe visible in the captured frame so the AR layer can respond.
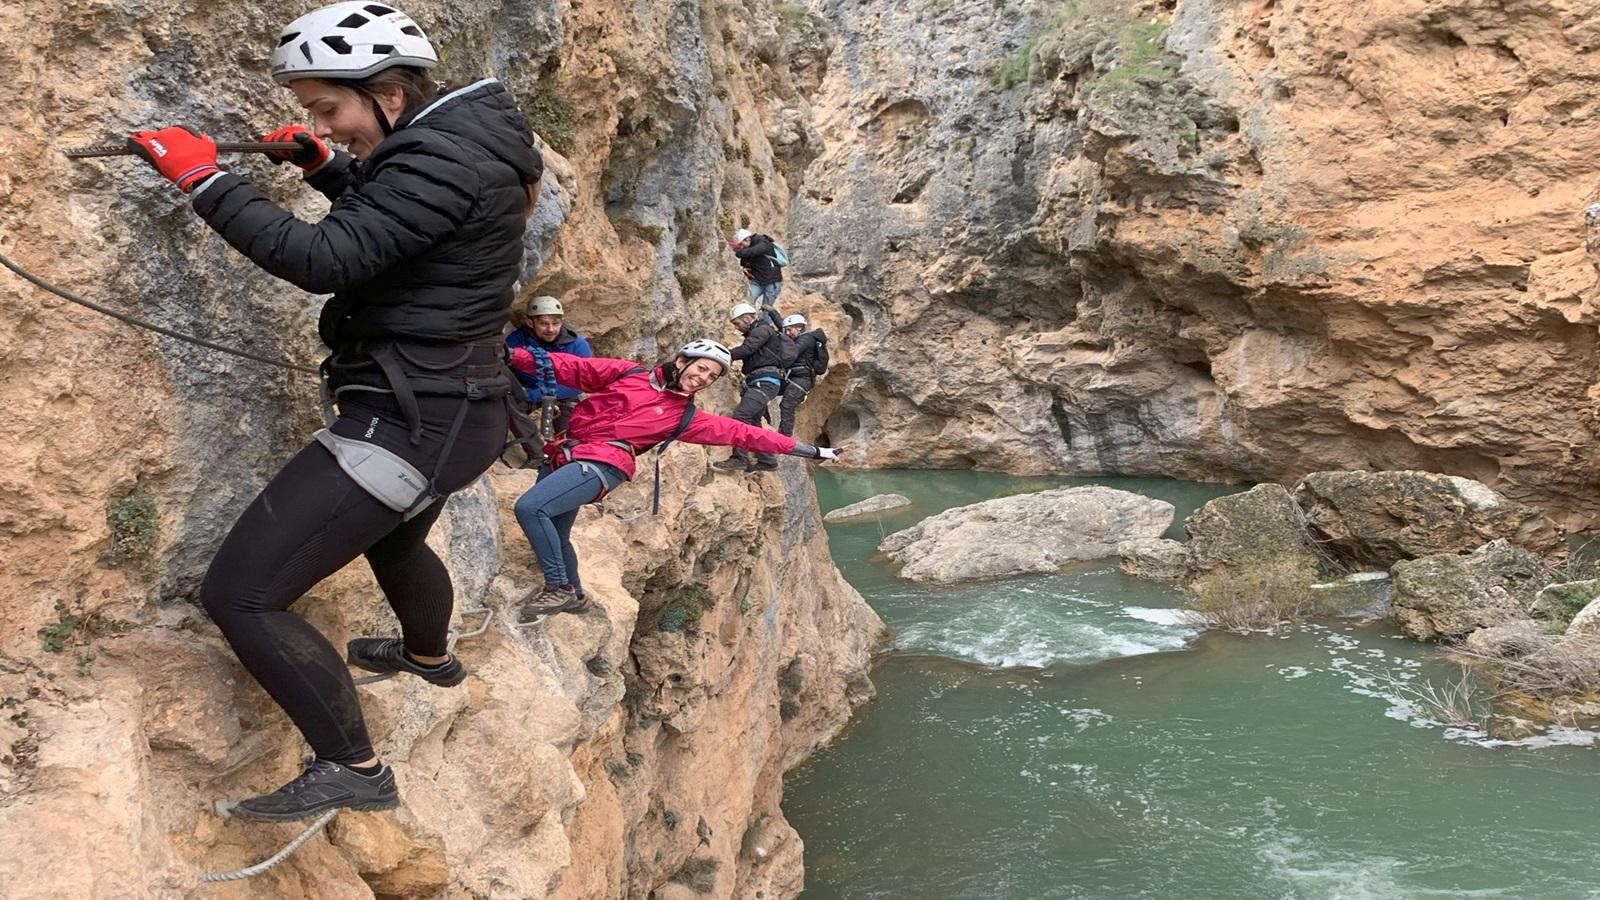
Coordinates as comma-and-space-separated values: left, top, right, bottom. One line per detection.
712, 457, 750, 472
232, 758, 398, 822
750, 459, 779, 472
347, 637, 466, 687
518, 586, 592, 624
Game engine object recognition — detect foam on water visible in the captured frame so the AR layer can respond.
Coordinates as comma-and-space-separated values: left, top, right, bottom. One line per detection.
1122, 606, 1193, 626
1285, 625, 1600, 750
893, 597, 1194, 669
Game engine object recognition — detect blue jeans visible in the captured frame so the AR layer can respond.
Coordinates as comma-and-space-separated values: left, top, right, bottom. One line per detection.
513, 460, 625, 591
746, 280, 782, 307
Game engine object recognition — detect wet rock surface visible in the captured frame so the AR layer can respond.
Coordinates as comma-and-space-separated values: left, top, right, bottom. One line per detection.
879, 486, 1173, 584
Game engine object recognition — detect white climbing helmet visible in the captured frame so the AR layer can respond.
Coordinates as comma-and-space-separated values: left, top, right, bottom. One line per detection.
529, 296, 564, 317
678, 339, 732, 373
729, 303, 759, 321
271, 2, 439, 84
782, 314, 807, 328
732, 228, 754, 243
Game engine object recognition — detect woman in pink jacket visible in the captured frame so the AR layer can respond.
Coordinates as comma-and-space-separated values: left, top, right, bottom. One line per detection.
507, 339, 839, 621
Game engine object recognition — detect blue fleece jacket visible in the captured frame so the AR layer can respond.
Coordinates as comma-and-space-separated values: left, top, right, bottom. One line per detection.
506, 323, 591, 401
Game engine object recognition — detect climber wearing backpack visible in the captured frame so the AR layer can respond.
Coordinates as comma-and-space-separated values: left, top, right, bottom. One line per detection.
714, 304, 796, 473
506, 340, 839, 621
728, 228, 788, 308
125, 2, 543, 821
778, 314, 829, 437
506, 294, 592, 437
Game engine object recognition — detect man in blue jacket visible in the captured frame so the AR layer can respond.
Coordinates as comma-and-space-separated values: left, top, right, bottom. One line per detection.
506, 294, 592, 436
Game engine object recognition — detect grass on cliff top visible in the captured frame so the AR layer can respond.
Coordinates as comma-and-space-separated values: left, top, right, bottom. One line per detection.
1089, 18, 1174, 97
995, 1, 1171, 91
996, 11, 1072, 89
776, 3, 810, 30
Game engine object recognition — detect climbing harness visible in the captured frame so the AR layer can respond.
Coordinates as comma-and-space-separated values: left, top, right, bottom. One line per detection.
194, 605, 493, 884
320, 339, 533, 510
62, 140, 287, 159
0, 248, 317, 373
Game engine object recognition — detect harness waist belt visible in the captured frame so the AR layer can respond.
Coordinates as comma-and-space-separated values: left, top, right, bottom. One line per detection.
314, 429, 437, 520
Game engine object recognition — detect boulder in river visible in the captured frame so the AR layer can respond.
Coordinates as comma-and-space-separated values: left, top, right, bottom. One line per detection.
1118, 538, 1188, 581
878, 486, 1173, 584
1532, 579, 1600, 628
1464, 620, 1555, 659
1184, 484, 1321, 577
1390, 540, 1552, 641
1293, 470, 1565, 569
824, 493, 913, 523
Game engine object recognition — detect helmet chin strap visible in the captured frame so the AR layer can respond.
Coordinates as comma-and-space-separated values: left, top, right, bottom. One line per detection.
370, 97, 395, 137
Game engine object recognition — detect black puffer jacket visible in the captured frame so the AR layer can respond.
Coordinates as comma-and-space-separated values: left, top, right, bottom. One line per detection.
733, 234, 783, 285
729, 321, 793, 377
192, 78, 543, 346
789, 329, 828, 380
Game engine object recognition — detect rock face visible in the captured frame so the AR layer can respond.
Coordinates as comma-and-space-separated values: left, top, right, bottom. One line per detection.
1184, 484, 1318, 576
1390, 540, 1552, 640
1117, 537, 1188, 581
823, 493, 913, 523
1294, 470, 1567, 568
0, 0, 880, 896
878, 486, 1172, 583
793, 0, 1600, 528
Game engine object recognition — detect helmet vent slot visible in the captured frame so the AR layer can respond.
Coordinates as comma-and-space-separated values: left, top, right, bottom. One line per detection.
337, 13, 368, 28
322, 35, 354, 54
277, 31, 300, 47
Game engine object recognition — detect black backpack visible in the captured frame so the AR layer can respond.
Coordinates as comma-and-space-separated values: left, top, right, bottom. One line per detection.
810, 329, 829, 375
775, 329, 799, 372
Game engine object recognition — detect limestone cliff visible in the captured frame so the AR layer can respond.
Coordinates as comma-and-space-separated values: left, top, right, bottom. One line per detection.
795, 0, 1600, 529
0, 0, 882, 897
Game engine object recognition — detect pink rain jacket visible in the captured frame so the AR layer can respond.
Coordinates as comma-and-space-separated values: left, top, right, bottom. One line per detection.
509, 351, 797, 480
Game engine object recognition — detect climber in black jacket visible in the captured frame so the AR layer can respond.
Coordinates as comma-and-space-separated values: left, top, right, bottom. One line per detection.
778, 313, 829, 437
714, 303, 794, 472
126, 1, 543, 821
728, 228, 784, 308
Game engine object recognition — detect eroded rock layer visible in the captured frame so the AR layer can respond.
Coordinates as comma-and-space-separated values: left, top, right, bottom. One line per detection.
795, 0, 1600, 528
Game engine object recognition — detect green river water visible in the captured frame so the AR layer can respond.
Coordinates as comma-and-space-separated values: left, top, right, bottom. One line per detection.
786, 470, 1600, 900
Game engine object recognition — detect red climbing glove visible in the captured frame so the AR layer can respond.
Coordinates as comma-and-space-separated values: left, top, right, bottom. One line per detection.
508, 347, 535, 373
126, 126, 220, 193
262, 125, 332, 171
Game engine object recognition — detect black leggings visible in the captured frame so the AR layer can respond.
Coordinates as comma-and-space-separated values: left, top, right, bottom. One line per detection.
729, 381, 781, 464
200, 392, 507, 765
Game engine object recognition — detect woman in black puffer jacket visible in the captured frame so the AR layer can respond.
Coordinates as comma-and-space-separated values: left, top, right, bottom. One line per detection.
127, 2, 541, 821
